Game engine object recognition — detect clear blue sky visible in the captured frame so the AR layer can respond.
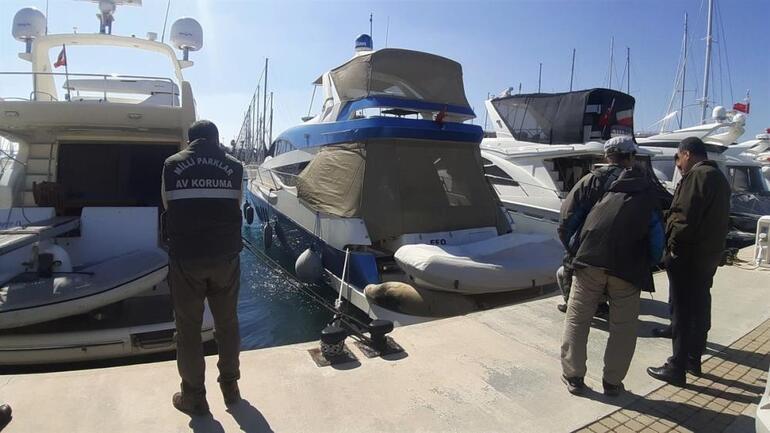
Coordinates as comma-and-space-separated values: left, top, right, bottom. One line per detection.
2, 0, 768, 142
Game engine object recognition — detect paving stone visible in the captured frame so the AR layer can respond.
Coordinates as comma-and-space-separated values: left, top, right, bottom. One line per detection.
625, 419, 646, 430
580, 318, 770, 433
648, 421, 671, 433
599, 417, 619, 429
587, 422, 610, 433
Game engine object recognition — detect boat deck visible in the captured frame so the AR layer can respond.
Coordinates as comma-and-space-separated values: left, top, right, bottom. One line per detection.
0, 216, 79, 255
0, 248, 767, 433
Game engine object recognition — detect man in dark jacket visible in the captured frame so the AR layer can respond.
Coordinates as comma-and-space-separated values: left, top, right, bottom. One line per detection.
162, 120, 244, 415
647, 137, 731, 386
561, 136, 665, 396
556, 137, 631, 315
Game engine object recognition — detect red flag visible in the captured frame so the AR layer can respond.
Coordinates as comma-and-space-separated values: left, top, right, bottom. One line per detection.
54, 46, 67, 68
733, 102, 750, 114
598, 99, 616, 128
434, 106, 448, 124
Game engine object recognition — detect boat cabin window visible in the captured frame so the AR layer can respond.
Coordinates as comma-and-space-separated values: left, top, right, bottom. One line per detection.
54, 142, 179, 214
480, 158, 519, 187
268, 139, 295, 158
272, 162, 309, 187
549, 156, 605, 192
728, 166, 768, 194
652, 159, 676, 182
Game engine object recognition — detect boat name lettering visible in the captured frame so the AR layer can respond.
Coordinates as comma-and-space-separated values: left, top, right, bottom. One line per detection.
429, 239, 447, 245
173, 157, 234, 176
175, 179, 233, 188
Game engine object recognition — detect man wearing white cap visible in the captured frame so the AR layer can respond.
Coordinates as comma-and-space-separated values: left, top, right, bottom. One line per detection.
560, 136, 665, 396
557, 136, 640, 314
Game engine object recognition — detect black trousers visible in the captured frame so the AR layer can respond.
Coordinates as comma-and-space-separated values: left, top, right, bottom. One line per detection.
667, 255, 720, 371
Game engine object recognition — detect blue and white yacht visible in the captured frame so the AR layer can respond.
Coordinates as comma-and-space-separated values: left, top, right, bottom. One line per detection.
245, 36, 562, 325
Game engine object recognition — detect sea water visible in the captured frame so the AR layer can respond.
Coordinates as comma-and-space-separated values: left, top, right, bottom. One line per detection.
237, 224, 333, 350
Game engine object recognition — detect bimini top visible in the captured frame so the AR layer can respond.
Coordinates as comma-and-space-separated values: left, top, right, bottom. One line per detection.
319, 48, 471, 109
489, 88, 634, 145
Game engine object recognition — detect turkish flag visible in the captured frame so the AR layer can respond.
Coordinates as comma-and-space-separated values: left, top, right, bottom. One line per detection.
54, 46, 67, 68
733, 102, 750, 114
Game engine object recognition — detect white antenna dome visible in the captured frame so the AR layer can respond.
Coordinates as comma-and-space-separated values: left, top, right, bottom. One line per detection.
13, 8, 46, 48
98, 0, 116, 14
712, 106, 726, 121
171, 18, 203, 60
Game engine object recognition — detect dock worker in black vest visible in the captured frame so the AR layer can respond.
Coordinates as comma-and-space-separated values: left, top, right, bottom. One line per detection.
161, 120, 244, 416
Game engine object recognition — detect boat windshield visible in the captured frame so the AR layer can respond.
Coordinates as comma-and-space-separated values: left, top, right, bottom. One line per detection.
329, 49, 471, 108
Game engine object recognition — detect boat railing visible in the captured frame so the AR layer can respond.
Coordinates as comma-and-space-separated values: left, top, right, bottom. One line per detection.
0, 72, 179, 107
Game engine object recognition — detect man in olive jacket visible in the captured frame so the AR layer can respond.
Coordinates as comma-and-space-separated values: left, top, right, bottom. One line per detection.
647, 137, 731, 386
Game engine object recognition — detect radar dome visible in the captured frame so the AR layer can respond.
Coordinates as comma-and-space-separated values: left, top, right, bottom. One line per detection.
12, 8, 46, 43
355, 34, 373, 52
170, 18, 203, 52
712, 106, 726, 121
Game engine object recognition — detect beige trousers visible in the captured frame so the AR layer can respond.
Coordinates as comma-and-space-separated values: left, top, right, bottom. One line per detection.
560, 265, 641, 385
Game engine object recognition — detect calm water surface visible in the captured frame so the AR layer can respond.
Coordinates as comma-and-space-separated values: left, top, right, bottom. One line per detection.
237, 224, 334, 351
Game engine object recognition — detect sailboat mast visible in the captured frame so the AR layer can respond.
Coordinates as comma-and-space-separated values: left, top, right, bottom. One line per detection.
700, 0, 714, 123
626, 47, 630, 94
262, 58, 269, 148
608, 36, 614, 90
269, 92, 274, 146
538, 62, 542, 92
569, 48, 575, 91
679, 13, 688, 129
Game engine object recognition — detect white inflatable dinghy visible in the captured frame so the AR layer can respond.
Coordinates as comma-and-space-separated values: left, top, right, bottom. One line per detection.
0, 249, 168, 329
394, 233, 563, 294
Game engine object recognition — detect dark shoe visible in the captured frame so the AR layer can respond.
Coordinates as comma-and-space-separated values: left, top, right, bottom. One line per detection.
561, 375, 586, 395
686, 358, 702, 377
594, 302, 610, 319
647, 364, 686, 387
0, 404, 11, 430
220, 381, 241, 405
652, 325, 672, 338
602, 380, 625, 397
557, 303, 568, 313
172, 392, 210, 416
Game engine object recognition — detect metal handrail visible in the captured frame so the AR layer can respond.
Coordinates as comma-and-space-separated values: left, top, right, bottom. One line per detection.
0, 71, 178, 107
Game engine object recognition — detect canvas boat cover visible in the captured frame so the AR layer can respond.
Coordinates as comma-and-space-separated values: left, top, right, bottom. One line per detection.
296, 139, 508, 244
328, 49, 471, 108
491, 88, 635, 144
394, 233, 563, 294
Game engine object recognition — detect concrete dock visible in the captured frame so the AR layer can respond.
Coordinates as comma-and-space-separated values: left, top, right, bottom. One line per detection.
1, 248, 768, 433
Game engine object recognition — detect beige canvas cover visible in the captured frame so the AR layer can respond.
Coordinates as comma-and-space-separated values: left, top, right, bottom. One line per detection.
329, 49, 471, 108
296, 144, 365, 218
295, 139, 505, 244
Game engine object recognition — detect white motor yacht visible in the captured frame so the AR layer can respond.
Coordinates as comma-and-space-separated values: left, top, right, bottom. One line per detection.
244, 37, 562, 325
0, 1, 214, 365
480, 88, 665, 238
638, 108, 770, 236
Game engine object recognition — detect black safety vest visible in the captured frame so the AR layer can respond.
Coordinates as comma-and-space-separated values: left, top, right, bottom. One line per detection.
162, 138, 243, 260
